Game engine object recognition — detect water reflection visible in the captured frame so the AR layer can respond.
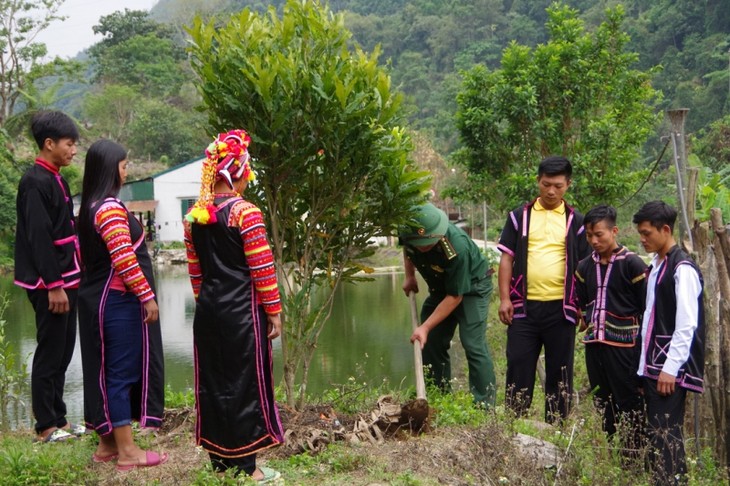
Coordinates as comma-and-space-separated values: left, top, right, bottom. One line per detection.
1, 266, 417, 429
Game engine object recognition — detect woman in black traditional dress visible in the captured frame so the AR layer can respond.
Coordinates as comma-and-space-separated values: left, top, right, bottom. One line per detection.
77, 139, 167, 471
184, 129, 284, 483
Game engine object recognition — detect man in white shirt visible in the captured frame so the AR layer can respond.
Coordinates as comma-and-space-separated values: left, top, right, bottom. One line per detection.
633, 201, 705, 485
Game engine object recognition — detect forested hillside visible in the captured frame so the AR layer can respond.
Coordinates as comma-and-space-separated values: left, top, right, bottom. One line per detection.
1, 0, 728, 264
149, 0, 729, 151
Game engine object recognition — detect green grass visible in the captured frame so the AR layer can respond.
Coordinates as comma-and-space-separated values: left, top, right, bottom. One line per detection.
427, 387, 490, 427
164, 385, 195, 409
0, 433, 97, 485
161, 241, 186, 250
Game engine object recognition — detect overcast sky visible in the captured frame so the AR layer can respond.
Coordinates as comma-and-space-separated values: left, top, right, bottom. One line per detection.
34, 0, 159, 60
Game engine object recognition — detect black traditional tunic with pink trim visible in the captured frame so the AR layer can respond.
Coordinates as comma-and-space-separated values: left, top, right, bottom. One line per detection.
184, 196, 284, 458
574, 245, 647, 346
78, 198, 164, 435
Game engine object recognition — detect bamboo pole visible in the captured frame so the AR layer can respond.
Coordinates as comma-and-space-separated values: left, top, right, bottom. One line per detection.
668, 109, 692, 250
668, 109, 702, 460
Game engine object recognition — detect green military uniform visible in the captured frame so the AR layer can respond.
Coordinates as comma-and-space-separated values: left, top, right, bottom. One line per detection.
400, 204, 496, 407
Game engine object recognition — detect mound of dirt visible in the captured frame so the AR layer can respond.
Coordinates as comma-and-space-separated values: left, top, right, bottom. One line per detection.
92, 399, 553, 485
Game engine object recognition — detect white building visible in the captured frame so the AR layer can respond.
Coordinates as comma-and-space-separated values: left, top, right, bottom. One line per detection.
119, 157, 205, 243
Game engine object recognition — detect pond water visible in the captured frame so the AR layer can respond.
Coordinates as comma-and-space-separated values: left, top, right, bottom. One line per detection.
0, 266, 421, 430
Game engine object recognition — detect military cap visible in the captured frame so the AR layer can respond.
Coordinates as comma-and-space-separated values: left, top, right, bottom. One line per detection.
400, 203, 448, 247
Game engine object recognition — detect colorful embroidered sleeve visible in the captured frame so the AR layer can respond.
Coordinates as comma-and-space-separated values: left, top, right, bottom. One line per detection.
95, 200, 155, 302
183, 220, 202, 300
231, 201, 281, 315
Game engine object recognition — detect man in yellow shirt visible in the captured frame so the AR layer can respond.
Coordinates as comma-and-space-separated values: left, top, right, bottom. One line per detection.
497, 156, 589, 422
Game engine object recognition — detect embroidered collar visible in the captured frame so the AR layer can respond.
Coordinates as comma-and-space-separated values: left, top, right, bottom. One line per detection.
591, 245, 624, 263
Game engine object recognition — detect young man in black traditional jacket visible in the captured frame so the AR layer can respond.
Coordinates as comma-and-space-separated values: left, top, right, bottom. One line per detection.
575, 205, 647, 457
633, 201, 705, 485
14, 111, 82, 442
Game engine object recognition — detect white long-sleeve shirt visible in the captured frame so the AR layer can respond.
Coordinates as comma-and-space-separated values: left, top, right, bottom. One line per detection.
638, 254, 702, 377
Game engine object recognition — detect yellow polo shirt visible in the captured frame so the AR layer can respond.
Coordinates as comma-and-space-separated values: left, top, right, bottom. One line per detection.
526, 199, 566, 301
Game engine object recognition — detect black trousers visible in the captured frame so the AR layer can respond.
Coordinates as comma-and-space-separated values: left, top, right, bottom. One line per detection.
585, 344, 645, 454
209, 452, 256, 475
643, 378, 688, 485
27, 288, 78, 434
505, 300, 575, 423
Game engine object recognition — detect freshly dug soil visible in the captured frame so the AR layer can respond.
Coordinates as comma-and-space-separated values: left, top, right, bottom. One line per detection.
90, 400, 549, 485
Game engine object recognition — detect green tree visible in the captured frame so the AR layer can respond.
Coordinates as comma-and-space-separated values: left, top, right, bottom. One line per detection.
3, 68, 86, 137
90, 8, 174, 50
188, 0, 430, 408
0, 129, 17, 264
693, 156, 730, 222
693, 113, 730, 173
83, 9, 205, 164
83, 84, 141, 143
89, 9, 186, 98
0, 0, 65, 125
454, 3, 660, 210
88, 9, 186, 99
83, 85, 206, 163
92, 34, 186, 98
621, 0, 730, 132
127, 98, 208, 163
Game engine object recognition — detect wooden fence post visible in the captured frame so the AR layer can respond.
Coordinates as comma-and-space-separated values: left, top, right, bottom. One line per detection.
710, 209, 730, 470
691, 222, 722, 459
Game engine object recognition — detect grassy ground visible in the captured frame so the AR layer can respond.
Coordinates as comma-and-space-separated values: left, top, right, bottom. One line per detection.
1, 371, 725, 485
0, 254, 727, 485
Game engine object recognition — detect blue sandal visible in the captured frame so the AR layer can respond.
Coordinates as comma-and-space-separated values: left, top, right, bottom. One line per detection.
66, 423, 87, 436
256, 467, 282, 484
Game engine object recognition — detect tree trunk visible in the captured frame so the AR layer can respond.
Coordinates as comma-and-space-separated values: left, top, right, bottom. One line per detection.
296, 352, 313, 411
283, 362, 296, 409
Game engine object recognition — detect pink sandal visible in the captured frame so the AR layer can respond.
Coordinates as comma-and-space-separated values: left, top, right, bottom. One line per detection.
116, 451, 168, 472
92, 452, 119, 463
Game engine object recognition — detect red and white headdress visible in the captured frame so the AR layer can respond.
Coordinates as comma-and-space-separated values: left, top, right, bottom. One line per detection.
186, 129, 256, 225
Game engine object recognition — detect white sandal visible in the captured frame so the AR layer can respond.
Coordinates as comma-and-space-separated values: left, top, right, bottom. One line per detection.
35, 429, 75, 443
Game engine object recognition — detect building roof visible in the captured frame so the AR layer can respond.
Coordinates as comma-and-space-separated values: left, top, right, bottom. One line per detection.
119, 156, 204, 203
